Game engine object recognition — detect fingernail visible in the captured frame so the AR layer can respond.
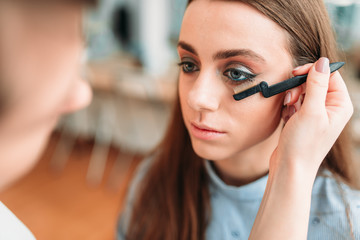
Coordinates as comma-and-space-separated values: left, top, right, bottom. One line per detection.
284, 92, 291, 106
289, 105, 296, 117
315, 57, 330, 73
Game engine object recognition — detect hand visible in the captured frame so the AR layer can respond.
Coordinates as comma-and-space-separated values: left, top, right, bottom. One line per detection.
271, 57, 353, 178
249, 57, 352, 240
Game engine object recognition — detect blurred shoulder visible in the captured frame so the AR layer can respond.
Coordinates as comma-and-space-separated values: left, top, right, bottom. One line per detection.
117, 154, 156, 240
128, 155, 155, 195
309, 168, 360, 239
312, 168, 360, 208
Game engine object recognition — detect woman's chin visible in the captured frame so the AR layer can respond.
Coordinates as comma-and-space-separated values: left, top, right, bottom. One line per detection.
190, 139, 230, 161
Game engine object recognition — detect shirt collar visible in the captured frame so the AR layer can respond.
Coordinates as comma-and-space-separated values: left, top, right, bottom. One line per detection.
205, 160, 268, 201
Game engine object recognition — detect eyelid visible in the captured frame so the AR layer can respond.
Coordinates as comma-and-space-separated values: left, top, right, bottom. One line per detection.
177, 59, 199, 69
223, 68, 256, 80
224, 62, 255, 74
179, 56, 200, 66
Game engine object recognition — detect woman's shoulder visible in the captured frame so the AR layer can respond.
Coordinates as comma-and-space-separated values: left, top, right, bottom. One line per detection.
117, 154, 155, 239
311, 168, 360, 208
122, 154, 156, 207
308, 168, 360, 239
126, 155, 155, 200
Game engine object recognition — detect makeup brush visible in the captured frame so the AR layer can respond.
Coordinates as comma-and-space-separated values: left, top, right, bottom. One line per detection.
233, 62, 345, 101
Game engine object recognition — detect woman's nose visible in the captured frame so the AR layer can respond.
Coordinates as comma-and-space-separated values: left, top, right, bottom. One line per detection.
60, 76, 92, 114
187, 71, 221, 112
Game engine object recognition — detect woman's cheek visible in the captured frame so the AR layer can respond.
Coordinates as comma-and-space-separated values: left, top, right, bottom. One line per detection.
178, 77, 190, 111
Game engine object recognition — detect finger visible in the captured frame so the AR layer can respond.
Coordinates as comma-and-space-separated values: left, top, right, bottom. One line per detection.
326, 71, 353, 121
293, 94, 303, 111
302, 57, 330, 111
327, 71, 349, 95
282, 106, 292, 124
283, 84, 305, 106
292, 63, 313, 76
281, 105, 297, 124
288, 105, 296, 118
281, 105, 289, 123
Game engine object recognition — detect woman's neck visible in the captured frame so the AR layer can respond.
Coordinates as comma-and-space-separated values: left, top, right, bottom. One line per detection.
212, 123, 282, 187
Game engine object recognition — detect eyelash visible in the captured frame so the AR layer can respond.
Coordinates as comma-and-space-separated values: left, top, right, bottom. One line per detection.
177, 61, 256, 85
223, 68, 256, 85
177, 61, 200, 73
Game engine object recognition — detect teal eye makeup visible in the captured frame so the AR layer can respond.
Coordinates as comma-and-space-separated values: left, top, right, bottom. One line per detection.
222, 65, 258, 95
223, 67, 256, 83
233, 62, 345, 101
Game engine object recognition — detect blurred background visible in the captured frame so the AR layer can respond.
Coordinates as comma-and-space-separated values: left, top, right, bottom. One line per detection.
0, 0, 360, 239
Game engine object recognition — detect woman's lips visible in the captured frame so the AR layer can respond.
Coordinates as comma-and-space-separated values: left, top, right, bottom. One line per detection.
189, 122, 226, 140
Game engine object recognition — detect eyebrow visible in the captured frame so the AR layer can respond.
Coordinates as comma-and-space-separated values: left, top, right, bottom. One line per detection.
177, 41, 198, 56
177, 41, 266, 63
213, 49, 265, 63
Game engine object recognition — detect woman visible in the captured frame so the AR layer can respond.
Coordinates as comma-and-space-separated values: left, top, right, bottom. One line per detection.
118, 0, 359, 239
0, 0, 95, 238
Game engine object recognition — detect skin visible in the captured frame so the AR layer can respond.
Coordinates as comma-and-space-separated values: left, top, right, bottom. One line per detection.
178, 0, 353, 239
178, 0, 293, 185
0, 2, 92, 191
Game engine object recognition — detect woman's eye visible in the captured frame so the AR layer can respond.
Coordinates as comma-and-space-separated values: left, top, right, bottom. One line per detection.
224, 68, 253, 82
178, 62, 199, 73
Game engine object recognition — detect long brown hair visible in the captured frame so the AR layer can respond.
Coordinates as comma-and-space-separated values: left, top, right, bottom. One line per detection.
125, 1, 359, 239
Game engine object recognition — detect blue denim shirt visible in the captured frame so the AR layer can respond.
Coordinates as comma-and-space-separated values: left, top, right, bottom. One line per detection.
117, 159, 360, 239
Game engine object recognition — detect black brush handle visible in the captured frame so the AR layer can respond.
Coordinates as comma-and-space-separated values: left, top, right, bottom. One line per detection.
233, 84, 262, 100
264, 62, 345, 98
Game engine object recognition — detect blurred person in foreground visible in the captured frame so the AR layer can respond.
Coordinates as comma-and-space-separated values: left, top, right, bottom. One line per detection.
0, 0, 95, 238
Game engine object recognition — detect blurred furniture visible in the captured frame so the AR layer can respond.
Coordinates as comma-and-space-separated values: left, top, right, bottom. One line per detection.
326, 0, 360, 51
51, 53, 177, 186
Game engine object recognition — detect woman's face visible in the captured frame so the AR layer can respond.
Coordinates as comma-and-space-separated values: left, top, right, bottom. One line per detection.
178, 0, 293, 161
0, 2, 92, 189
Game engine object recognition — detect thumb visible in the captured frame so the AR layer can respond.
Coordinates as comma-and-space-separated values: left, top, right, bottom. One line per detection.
302, 57, 330, 111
